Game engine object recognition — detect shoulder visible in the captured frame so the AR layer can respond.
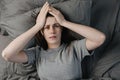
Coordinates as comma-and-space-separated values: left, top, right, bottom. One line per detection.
23, 45, 41, 56
65, 39, 90, 57
64, 39, 87, 51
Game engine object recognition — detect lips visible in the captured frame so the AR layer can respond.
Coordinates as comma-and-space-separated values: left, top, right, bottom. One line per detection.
49, 36, 56, 39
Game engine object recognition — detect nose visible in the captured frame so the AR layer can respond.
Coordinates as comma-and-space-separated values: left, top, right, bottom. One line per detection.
50, 26, 55, 34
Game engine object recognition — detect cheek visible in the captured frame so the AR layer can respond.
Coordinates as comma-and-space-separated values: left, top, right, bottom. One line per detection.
57, 30, 62, 37
43, 31, 48, 38
43, 33, 48, 38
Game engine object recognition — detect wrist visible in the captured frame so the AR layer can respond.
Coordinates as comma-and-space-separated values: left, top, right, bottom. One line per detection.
34, 24, 43, 30
61, 20, 69, 27
61, 20, 67, 26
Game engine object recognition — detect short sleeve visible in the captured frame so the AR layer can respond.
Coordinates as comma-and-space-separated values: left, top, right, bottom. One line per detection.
72, 39, 90, 59
23, 47, 36, 65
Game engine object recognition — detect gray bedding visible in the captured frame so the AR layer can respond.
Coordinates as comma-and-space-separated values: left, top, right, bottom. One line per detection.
0, 0, 92, 80
0, 0, 120, 80
0, 34, 39, 80
0, 35, 12, 78
0, 0, 91, 38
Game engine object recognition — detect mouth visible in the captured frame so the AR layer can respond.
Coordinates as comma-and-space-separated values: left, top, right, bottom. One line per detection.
49, 36, 56, 39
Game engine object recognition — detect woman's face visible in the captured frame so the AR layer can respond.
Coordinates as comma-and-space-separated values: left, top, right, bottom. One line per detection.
42, 16, 62, 46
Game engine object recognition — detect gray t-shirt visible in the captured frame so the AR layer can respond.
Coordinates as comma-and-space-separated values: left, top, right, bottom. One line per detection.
24, 39, 90, 80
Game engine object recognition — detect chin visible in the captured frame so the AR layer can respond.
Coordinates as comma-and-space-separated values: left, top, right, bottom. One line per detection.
48, 40, 60, 44
49, 41, 58, 44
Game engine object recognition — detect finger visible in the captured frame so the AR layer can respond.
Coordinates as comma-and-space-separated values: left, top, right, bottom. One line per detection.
49, 11, 56, 16
42, 2, 49, 11
39, 2, 49, 13
48, 8, 56, 15
43, 2, 49, 13
49, 7, 60, 17
48, 7, 57, 16
39, 2, 49, 15
43, 2, 49, 8
44, 5, 49, 15
49, 6, 59, 13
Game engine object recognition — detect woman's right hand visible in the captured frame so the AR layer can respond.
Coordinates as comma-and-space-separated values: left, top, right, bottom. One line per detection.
35, 2, 49, 29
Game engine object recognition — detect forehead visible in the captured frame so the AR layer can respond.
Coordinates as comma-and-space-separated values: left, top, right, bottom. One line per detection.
45, 17, 57, 25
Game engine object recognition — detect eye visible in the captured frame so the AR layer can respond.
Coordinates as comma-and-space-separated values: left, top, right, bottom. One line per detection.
44, 25, 50, 30
53, 23, 61, 28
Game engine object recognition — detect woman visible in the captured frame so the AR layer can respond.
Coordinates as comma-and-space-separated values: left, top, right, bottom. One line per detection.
2, 2, 106, 80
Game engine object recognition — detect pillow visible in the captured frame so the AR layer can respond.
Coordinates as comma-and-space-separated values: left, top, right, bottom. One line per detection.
0, 35, 38, 79
53, 0, 92, 25
0, 0, 66, 37
0, 0, 5, 34
0, 35, 13, 78
0, 0, 92, 38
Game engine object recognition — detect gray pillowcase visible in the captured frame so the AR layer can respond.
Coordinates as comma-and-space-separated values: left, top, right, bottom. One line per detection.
53, 0, 92, 25
0, 0, 92, 38
0, 0, 4, 34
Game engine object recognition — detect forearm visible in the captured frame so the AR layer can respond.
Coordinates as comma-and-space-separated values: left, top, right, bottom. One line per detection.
48, 6, 105, 50
2, 25, 41, 57
62, 20, 105, 43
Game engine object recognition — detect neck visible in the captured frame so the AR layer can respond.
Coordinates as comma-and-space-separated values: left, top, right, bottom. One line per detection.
48, 43, 61, 49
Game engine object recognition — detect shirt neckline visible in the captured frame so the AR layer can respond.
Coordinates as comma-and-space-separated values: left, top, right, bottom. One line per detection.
46, 43, 65, 52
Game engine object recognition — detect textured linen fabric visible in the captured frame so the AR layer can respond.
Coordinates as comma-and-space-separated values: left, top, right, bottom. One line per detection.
90, 0, 120, 79
0, 0, 92, 79
0, 34, 39, 80
24, 39, 90, 80
0, 0, 92, 38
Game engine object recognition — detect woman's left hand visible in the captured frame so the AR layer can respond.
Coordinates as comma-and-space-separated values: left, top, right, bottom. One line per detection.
48, 6, 66, 25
